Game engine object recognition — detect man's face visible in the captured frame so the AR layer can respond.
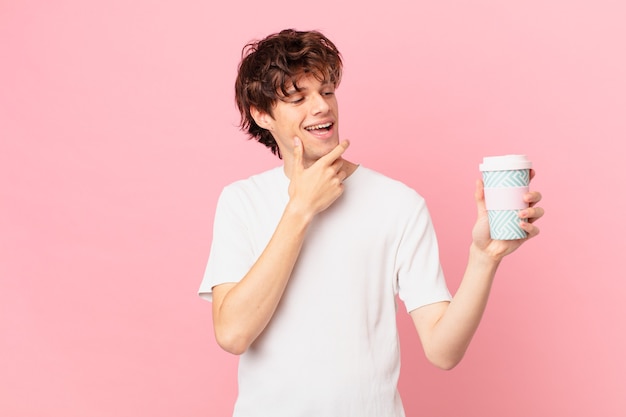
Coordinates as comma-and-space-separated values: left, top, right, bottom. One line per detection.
255, 74, 340, 169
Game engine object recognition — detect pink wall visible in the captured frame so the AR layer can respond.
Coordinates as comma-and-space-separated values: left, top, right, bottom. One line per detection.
2, 1, 625, 416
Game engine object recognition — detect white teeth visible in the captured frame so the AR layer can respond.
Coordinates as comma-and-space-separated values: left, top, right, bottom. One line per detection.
305, 122, 332, 131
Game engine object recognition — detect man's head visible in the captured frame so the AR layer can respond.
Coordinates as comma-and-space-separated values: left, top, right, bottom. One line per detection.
235, 29, 343, 158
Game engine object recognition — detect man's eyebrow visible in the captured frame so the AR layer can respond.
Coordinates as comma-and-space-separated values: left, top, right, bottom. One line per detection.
282, 78, 334, 97
285, 82, 333, 95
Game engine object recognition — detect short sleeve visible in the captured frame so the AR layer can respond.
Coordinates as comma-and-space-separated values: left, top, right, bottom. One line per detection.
198, 186, 255, 302
395, 195, 452, 312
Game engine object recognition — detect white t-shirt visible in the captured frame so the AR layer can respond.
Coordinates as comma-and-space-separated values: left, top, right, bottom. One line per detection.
199, 165, 452, 417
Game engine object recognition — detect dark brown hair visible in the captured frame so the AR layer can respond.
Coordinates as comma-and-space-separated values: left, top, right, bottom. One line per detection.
234, 29, 343, 158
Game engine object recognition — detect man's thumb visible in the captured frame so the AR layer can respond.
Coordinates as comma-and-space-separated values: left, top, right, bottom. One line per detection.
474, 179, 488, 216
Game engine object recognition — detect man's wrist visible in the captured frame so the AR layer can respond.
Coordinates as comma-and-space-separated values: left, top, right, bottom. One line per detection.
469, 243, 504, 267
284, 200, 315, 226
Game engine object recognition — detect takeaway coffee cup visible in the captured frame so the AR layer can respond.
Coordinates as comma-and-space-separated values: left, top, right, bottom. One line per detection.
479, 155, 532, 240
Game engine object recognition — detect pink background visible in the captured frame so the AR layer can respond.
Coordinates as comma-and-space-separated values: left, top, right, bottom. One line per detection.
2, 1, 625, 416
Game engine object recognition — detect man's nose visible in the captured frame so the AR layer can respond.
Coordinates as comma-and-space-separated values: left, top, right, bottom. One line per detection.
310, 93, 329, 114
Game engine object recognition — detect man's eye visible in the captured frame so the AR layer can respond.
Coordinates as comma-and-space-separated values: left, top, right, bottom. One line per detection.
323, 91, 335, 96
290, 97, 304, 104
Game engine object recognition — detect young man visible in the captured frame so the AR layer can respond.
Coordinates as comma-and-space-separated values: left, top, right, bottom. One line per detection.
199, 29, 544, 417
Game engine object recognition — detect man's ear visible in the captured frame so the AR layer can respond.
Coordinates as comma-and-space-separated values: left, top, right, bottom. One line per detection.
250, 107, 273, 130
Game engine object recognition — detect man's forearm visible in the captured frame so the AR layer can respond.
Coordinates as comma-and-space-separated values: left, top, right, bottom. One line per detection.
212, 140, 352, 354
422, 244, 501, 369
212, 202, 312, 354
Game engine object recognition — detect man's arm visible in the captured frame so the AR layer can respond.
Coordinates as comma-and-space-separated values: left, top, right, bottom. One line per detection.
411, 175, 544, 369
211, 138, 349, 355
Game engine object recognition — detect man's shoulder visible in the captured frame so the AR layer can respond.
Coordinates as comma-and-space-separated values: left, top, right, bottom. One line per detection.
223, 166, 286, 191
355, 166, 423, 200
217, 166, 288, 208
347, 166, 430, 224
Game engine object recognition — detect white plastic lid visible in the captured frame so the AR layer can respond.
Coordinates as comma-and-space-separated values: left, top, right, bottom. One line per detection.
479, 154, 532, 171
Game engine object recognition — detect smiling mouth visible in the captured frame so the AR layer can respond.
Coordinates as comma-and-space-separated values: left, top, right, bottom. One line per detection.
304, 122, 333, 132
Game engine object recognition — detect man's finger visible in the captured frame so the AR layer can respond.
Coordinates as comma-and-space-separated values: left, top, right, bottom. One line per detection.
319, 139, 350, 164
524, 190, 542, 206
292, 136, 304, 171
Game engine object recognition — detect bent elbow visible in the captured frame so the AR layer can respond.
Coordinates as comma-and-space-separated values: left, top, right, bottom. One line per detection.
214, 329, 251, 356
432, 357, 461, 371
218, 340, 248, 356
426, 350, 464, 371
